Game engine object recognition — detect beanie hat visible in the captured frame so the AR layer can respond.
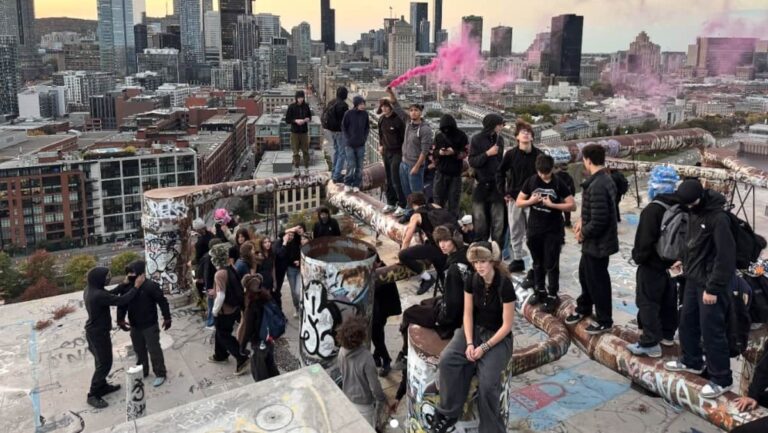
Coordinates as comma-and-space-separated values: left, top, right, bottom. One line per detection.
466, 241, 501, 263
676, 179, 704, 205
408, 103, 424, 112
241, 274, 264, 293
648, 166, 679, 201
210, 242, 232, 269
214, 208, 231, 225
193, 218, 206, 231
295, 90, 305, 99
433, 225, 464, 247
353, 95, 366, 107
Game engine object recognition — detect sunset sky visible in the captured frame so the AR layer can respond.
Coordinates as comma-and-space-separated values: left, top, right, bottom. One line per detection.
34, 0, 768, 52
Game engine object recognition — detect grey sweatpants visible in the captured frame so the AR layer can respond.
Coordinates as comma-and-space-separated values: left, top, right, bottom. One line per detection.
508, 203, 528, 261
436, 326, 513, 433
130, 323, 167, 377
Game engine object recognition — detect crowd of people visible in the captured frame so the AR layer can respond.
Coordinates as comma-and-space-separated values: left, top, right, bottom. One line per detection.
77, 86, 768, 433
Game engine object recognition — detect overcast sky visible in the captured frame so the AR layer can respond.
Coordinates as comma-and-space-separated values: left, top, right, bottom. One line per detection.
36, 0, 768, 53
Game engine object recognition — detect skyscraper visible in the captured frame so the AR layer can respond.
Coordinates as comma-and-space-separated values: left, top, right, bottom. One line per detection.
271, 37, 289, 84
388, 18, 415, 76
0, 0, 39, 81
221, 0, 254, 59
292, 22, 311, 82
134, 23, 148, 54
202, 0, 214, 12
461, 16, 483, 52
433, 0, 443, 49
0, 35, 20, 117
418, 20, 430, 53
180, 0, 204, 70
98, 0, 137, 76
410, 2, 428, 51
490, 26, 513, 57
204, 11, 222, 64
255, 14, 281, 47
234, 16, 259, 61
628, 31, 661, 74
689, 37, 757, 77
548, 14, 583, 84
321, 0, 335, 52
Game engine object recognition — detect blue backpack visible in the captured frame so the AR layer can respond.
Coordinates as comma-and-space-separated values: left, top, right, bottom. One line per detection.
259, 301, 287, 341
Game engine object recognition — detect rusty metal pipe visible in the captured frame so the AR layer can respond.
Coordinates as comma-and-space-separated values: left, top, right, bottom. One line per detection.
607, 156, 768, 189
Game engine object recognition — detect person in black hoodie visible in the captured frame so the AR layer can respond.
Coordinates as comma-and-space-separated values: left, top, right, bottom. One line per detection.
732, 339, 768, 433
116, 260, 172, 387
433, 114, 468, 217
468, 113, 506, 248
274, 224, 305, 318
664, 179, 736, 399
285, 90, 314, 176
370, 255, 402, 377
83, 266, 140, 408
626, 190, 681, 358
341, 95, 370, 192
325, 86, 349, 184
498, 120, 542, 274
566, 144, 618, 335
312, 207, 341, 238
378, 90, 408, 215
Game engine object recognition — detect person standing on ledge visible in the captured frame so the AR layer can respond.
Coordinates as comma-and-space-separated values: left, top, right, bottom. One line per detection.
84, 267, 140, 408
285, 90, 313, 176
341, 95, 370, 193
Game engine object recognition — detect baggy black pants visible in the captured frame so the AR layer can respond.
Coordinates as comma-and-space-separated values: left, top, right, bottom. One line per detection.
398, 244, 447, 276
526, 231, 562, 296
131, 323, 167, 378
371, 299, 391, 365
434, 172, 462, 217
383, 152, 406, 208
86, 330, 113, 397
576, 254, 613, 327
214, 311, 247, 363
636, 265, 678, 346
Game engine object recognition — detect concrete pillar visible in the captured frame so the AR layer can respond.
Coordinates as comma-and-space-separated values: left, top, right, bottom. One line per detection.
126, 365, 146, 421
142, 195, 192, 295
299, 236, 377, 382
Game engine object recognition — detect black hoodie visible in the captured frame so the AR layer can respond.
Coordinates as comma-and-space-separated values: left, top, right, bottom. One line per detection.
631, 193, 681, 272
116, 261, 171, 330
468, 114, 506, 201
313, 215, 341, 238
683, 190, 736, 295
433, 114, 468, 176
285, 90, 313, 134
326, 87, 349, 133
84, 267, 139, 333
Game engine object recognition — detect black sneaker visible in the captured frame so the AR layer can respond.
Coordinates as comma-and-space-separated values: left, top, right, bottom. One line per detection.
565, 312, 585, 325
508, 260, 525, 273
430, 412, 458, 433
585, 323, 612, 335
417, 278, 436, 295
235, 357, 250, 376
527, 292, 544, 306
521, 270, 535, 289
392, 351, 406, 370
101, 383, 121, 396
564, 220, 572, 228
378, 362, 391, 377
542, 296, 559, 314
87, 395, 109, 409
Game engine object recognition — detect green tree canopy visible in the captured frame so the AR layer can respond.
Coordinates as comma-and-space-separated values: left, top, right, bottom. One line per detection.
110, 252, 143, 277
64, 255, 98, 291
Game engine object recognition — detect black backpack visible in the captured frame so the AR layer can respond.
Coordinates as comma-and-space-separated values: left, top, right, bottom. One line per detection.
612, 171, 629, 196
321, 100, 341, 131
419, 205, 460, 244
225, 267, 245, 309
743, 274, 768, 324
724, 211, 767, 270
727, 273, 752, 357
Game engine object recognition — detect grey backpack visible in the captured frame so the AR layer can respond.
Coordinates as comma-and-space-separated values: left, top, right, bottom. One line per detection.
654, 200, 689, 262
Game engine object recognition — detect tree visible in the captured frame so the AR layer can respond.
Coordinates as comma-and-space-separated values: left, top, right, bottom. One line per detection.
590, 81, 615, 98
19, 250, 58, 286
110, 251, 142, 277
639, 119, 661, 133
18, 277, 61, 302
64, 255, 98, 291
518, 113, 534, 124
0, 252, 24, 301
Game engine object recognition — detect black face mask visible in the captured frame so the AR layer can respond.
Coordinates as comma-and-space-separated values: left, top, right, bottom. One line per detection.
127, 275, 137, 284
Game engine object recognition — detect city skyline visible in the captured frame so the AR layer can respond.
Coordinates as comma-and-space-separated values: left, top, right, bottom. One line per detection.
33, 0, 768, 52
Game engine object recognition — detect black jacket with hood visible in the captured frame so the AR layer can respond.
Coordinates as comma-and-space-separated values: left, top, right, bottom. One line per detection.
341, 97, 371, 148
433, 114, 468, 176
683, 190, 736, 295
378, 102, 406, 154
469, 114, 506, 201
631, 193, 681, 272
313, 216, 341, 238
116, 261, 171, 330
435, 246, 471, 338
326, 87, 349, 132
580, 169, 619, 258
285, 91, 313, 134
84, 267, 139, 333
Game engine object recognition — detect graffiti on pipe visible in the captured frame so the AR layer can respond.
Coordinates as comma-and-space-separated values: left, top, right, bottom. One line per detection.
145, 232, 181, 291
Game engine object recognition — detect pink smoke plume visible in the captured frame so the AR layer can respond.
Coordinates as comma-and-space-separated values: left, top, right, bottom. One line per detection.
388, 25, 515, 92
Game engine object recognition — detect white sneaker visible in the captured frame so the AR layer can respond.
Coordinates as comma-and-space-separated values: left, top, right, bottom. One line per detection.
382, 205, 396, 213
700, 382, 732, 399
344, 185, 352, 192
393, 206, 406, 217
352, 187, 360, 193
660, 338, 675, 347
664, 360, 704, 374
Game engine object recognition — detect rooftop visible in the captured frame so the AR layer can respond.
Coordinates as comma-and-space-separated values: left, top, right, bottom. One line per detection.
0, 133, 75, 165
202, 113, 246, 125
183, 131, 232, 157
254, 150, 328, 178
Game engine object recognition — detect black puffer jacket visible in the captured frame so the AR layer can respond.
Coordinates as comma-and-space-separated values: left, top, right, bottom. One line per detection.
468, 114, 505, 201
580, 169, 619, 258
631, 193, 681, 272
683, 190, 736, 295
433, 115, 468, 176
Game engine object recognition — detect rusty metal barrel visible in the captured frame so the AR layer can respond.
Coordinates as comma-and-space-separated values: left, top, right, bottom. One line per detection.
299, 236, 378, 382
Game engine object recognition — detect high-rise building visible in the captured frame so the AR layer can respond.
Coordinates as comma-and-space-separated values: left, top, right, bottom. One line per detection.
18, 85, 67, 119
271, 37, 289, 84
462, 16, 483, 52
321, 0, 335, 52
0, 0, 39, 81
179, 0, 204, 70
0, 36, 20, 117
418, 20, 431, 53
689, 37, 757, 76
245, 46, 272, 90
134, 23, 148, 54
388, 18, 415, 76
661, 51, 687, 74
292, 22, 312, 82
202, 0, 213, 12
548, 14, 583, 84
433, 0, 443, 49
491, 26, 513, 57
628, 31, 661, 74
212, 60, 244, 90
220, 0, 254, 59
138, 48, 181, 83
525, 32, 550, 65
234, 15, 259, 61
204, 11, 222, 64
410, 3, 429, 52
98, 0, 137, 76
435, 29, 448, 50
57, 70, 115, 108
255, 14, 281, 47
64, 40, 101, 71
